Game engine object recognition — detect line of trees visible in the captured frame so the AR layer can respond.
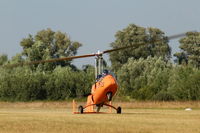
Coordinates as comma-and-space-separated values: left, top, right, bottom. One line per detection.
0, 25, 200, 101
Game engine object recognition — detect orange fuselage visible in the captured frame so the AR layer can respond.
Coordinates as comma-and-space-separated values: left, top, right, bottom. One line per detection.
91, 74, 118, 104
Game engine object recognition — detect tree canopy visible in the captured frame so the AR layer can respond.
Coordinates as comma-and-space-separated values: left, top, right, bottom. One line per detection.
174, 32, 200, 68
0, 54, 8, 65
20, 28, 82, 71
109, 24, 171, 71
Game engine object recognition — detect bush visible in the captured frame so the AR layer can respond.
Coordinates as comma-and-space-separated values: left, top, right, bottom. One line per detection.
0, 66, 94, 101
117, 57, 172, 100
167, 66, 200, 100
0, 67, 47, 101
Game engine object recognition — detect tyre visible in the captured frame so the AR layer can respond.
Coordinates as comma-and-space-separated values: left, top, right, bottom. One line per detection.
78, 105, 84, 114
117, 106, 121, 114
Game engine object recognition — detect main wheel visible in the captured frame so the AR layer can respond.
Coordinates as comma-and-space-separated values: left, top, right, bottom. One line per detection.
116, 106, 121, 114
78, 105, 84, 114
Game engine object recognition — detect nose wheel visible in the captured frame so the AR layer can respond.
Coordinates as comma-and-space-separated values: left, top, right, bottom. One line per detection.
107, 92, 112, 101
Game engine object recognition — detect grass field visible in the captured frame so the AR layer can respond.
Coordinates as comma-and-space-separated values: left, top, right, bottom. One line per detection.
0, 101, 200, 133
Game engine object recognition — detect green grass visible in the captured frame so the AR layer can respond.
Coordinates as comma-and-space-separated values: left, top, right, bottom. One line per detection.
0, 102, 200, 133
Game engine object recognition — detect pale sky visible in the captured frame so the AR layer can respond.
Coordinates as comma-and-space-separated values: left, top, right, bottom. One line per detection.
0, 0, 199, 67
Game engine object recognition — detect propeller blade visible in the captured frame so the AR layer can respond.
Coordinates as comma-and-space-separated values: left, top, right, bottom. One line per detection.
78, 93, 91, 97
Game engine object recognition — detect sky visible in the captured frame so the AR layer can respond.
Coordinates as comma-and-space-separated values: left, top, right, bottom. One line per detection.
0, 0, 200, 68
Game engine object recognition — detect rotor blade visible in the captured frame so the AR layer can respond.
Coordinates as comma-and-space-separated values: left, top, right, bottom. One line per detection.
103, 44, 142, 54
103, 31, 194, 54
168, 31, 196, 40
167, 33, 186, 40
3, 53, 96, 68
2, 31, 195, 68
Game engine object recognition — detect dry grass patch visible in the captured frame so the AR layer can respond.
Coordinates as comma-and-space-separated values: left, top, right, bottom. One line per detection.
0, 101, 200, 133
0, 108, 200, 133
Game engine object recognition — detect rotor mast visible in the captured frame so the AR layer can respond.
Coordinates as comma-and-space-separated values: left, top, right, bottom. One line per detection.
94, 50, 104, 79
